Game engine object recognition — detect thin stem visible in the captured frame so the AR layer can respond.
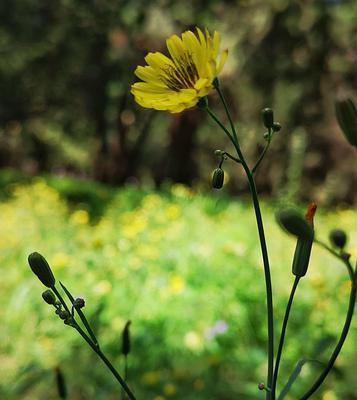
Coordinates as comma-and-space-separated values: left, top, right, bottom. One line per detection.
52, 285, 136, 399
252, 135, 272, 174
206, 107, 235, 144
314, 239, 353, 279
205, 103, 274, 399
214, 79, 239, 145
300, 270, 356, 399
75, 323, 136, 400
272, 276, 300, 399
223, 151, 241, 164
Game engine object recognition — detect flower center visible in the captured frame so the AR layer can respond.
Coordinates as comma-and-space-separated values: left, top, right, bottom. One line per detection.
162, 53, 199, 91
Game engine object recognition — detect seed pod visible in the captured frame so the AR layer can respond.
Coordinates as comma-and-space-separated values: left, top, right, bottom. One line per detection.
262, 108, 274, 128
28, 252, 55, 288
335, 98, 357, 147
122, 320, 132, 356
276, 209, 313, 239
212, 168, 224, 189
329, 229, 347, 249
42, 289, 57, 305
292, 234, 314, 277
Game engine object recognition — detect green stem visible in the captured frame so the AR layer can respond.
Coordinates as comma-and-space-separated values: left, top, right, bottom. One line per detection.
52, 285, 136, 399
314, 239, 353, 279
300, 268, 356, 399
252, 135, 272, 174
205, 99, 274, 399
272, 276, 300, 399
74, 324, 136, 400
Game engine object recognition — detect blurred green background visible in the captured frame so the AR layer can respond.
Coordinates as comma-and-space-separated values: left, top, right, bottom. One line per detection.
0, 0, 356, 399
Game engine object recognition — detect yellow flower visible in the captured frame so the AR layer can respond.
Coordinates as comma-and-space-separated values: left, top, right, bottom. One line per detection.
131, 27, 228, 113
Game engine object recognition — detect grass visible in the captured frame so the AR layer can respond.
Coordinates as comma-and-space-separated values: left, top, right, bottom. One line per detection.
0, 176, 356, 400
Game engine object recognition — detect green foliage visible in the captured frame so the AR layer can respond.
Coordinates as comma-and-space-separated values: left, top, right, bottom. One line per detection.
0, 180, 356, 399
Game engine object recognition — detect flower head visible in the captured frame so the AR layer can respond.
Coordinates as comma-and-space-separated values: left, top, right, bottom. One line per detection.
131, 28, 228, 113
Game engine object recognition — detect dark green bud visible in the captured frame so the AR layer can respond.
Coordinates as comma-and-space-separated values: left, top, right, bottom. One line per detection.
262, 108, 274, 128
122, 320, 132, 356
28, 252, 55, 287
214, 149, 224, 157
276, 209, 313, 239
212, 168, 224, 189
42, 289, 56, 305
272, 122, 281, 132
292, 235, 314, 277
329, 229, 347, 249
335, 98, 357, 147
73, 297, 85, 309
58, 310, 70, 320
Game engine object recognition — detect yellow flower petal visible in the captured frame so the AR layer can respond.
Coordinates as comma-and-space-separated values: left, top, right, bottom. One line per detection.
131, 27, 228, 112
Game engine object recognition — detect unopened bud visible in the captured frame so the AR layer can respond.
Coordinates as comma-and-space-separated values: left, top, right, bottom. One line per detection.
262, 108, 274, 128
329, 229, 347, 249
28, 252, 55, 288
212, 168, 224, 189
258, 383, 265, 390
122, 321, 132, 356
335, 98, 357, 147
197, 96, 208, 110
73, 297, 85, 309
58, 310, 70, 320
42, 289, 56, 305
272, 122, 281, 132
276, 209, 313, 239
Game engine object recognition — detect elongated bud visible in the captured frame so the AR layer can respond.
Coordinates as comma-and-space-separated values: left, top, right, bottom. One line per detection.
58, 310, 70, 320
262, 108, 274, 129
42, 289, 57, 305
329, 229, 347, 249
335, 98, 357, 147
122, 320, 132, 356
292, 203, 317, 277
55, 367, 67, 399
212, 168, 224, 189
28, 252, 55, 287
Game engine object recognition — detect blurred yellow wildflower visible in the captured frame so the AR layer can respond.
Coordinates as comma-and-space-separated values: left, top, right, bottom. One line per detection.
94, 280, 112, 295
131, 27, 228, 113
169, 273, 186, 294
165, 204, 180, 220
51, 252, 70, 271
184, 331, 203, 351
163, 383, 177, 396
142, 371, 161, 385
70, 209, 89, 225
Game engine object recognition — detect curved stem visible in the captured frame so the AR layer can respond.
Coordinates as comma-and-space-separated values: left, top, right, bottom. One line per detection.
205, 103, 274, 399
252, 136, 271, 174
299, 268, 356, 399
314, 239, 353, 279
272, 276, 300, 399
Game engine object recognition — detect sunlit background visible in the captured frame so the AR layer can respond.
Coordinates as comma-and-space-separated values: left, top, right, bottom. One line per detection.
0, 0, 356, 399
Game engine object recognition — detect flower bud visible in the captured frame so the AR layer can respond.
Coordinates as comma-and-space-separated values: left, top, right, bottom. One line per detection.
73, 297, 85, 309
272, 122, 281, 132
58, 310, 70, 320
276, 209, 313, 239
329, 229, 347, 249
335, 98, 357, 147
262, 108, 274, 128
292, 235, 313, 277
212, 168, 224, 189
122, 320, 132, 356
258, 383, 265, 390
28, 252, 55, 287
42, 289, 57, 305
